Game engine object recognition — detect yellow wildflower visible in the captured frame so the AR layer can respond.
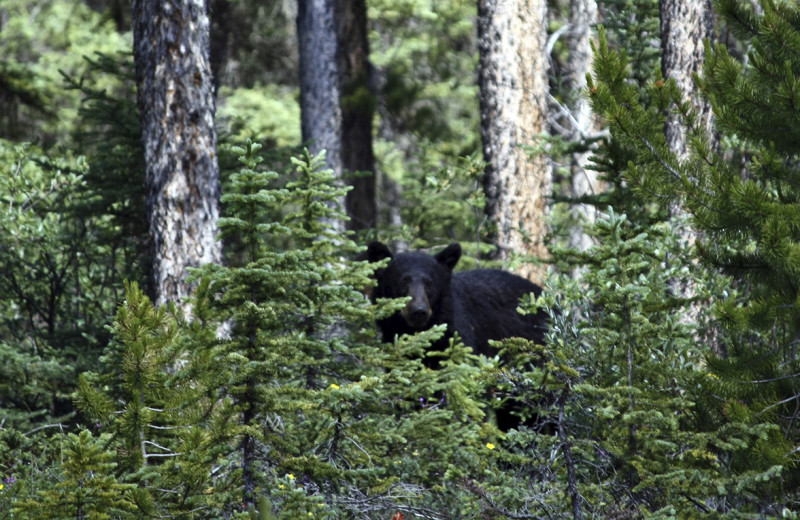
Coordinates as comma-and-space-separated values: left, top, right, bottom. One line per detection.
486, 442, 496, 450
329, 384, 340, 390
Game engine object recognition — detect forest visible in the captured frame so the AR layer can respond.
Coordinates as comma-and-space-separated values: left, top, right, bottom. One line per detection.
1, 0, 799, 518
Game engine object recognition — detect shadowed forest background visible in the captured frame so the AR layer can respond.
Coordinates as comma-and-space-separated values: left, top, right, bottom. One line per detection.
2, 0, 800, 518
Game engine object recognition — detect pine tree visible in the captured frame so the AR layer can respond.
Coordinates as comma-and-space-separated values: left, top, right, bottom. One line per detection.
75, 280, 228, 517
468, 208, 777, 518
586, 0, 800, 510
15, 430, 134, 519
478, 0, 551, 282
68, 141, 543, 519
187, 142, 491, 517
132, 0, 222, 308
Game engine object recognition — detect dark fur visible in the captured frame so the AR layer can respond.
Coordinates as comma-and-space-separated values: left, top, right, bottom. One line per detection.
367, 242, 547, 359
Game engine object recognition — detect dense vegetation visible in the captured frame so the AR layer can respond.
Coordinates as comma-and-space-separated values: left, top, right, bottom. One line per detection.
2, 0, 800, 518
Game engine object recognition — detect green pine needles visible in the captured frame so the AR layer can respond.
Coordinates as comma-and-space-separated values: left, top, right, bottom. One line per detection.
67, 142, 500, 519
582, 0, 800, 514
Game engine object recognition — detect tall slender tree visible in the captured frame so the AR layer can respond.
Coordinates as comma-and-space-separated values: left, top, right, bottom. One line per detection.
587, 0, 800, 504
478, 0, 550, 282
660, 0, 715, 158
132, 0, 222, 307
659, 0, 716, 329
297, 0, 346, 233
337, 0, 376, 231
566, 0, 603, 253
298, 0, 376, 232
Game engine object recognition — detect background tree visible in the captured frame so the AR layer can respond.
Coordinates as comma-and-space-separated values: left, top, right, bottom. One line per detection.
478, 0, 551, 282
0, 0, 129, 143
367, 0, 481, 246
565, 0, 604, 254
132, 0, 222, 307
660, 0, 715, 158
659, 0, 716, 329
297, 0, 346, 234
338, 0, 377, 231
297, 0, 376, 233
588, 0, 800, 506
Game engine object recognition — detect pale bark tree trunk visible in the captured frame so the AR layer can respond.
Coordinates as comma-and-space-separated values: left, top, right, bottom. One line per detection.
567, 0, 603, 254
660, 0, 716, 344
298, 0, 346, 234
478, 0, 550, 283
660, 0, 715, 157
132, 0, 222, 308
337, 0, 376, 231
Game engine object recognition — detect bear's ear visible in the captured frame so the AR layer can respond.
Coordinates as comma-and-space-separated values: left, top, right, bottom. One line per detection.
366, 241, 393, 263
435, 243, 461, 271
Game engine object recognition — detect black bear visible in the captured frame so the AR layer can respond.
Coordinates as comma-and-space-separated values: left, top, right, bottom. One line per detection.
366, 241, 547, 361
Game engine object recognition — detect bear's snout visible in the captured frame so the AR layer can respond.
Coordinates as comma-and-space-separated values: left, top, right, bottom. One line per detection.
401, 284, 432, 329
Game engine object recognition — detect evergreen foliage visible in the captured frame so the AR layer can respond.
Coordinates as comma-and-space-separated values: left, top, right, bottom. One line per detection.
393, 153, 491, 257
585, 0, 800, 511
65, 143, 499, 518
599, 0, 662, 86
460, 206, 790, 517
0, 50, 148, 438
15, 430, 134, 519
0, 140, 125, 428
6, 0, 800, 517
64, 52, 151, 297
369, 0, 480, 160
0, 0, 129, 143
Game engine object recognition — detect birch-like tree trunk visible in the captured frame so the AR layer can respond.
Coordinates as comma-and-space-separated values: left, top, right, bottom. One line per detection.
478, 0, 550, 283
298, 0, 346, 234
132, 0, 222, 308
337, 0, 376, 230
567, 0, 602, 253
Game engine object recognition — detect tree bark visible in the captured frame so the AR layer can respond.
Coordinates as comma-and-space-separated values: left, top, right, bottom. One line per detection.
660, 0, 715, 157
660, 0, 717, 345
132, 0, 222, 308
298, 0, 346, 234
337, 0, 376, 231
567, 0, 603, 254
478, 0, 550, 283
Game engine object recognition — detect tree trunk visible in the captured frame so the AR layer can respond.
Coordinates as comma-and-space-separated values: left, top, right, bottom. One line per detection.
132, 0, 222, 308
298, 0, 346, 234
337, 0, 376, 231
660, 0, 716, 345
567, 0, 603, 254
660, 0, 714, 157
478, 0, 550, 283
208, 0, 232, 96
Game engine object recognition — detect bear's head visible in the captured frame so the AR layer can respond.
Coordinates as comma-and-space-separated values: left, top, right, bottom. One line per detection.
367, 242, 461, 330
